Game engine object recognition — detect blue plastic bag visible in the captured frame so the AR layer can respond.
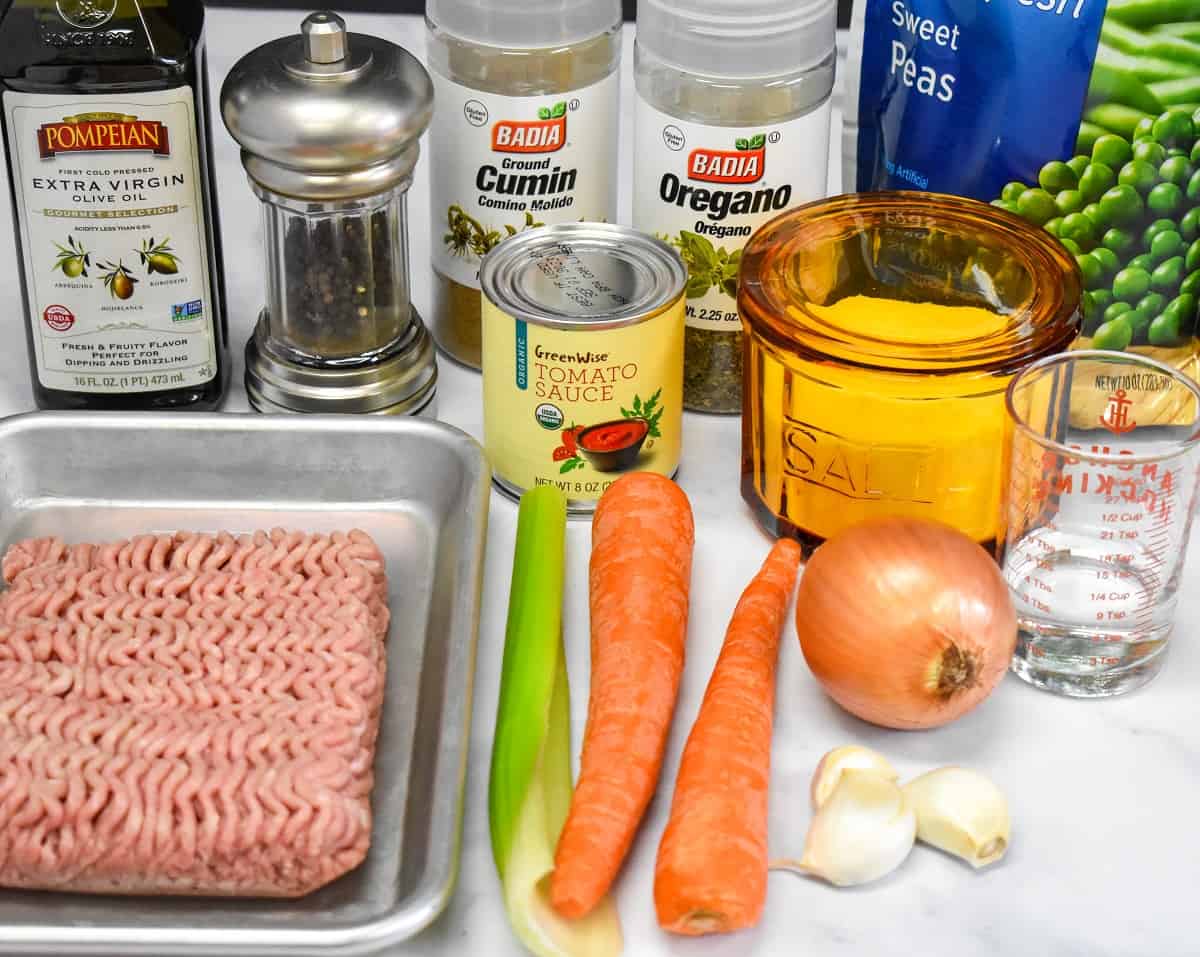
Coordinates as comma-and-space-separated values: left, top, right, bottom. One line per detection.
844, 0, 1107, 201
843, 0, 1200, 394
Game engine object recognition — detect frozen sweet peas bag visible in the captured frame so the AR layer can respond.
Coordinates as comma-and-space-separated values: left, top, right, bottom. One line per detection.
845, 0, 1200, 421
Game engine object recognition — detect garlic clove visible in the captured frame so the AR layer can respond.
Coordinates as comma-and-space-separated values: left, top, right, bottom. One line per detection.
810, 745, 899, 809
902, 766, 1010, 869
796, 769, 916, 887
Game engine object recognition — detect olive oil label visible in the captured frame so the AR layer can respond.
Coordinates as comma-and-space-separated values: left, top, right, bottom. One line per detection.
481, 294, 683, 507
4, 87, 217, 394
429, 71, 619, 290
632, 99, 832, 332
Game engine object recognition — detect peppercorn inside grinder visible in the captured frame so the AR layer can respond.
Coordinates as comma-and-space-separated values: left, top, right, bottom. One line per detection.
221, 12, 436, 414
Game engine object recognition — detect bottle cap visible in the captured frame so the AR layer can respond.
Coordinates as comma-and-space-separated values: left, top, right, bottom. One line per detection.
301, 10, 347, 64
221, 11, 433, 200
427, 0, 621, 49
637, 0, 836, 77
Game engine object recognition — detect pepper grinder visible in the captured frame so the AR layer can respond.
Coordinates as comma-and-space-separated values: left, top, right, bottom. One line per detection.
221, 11, 437, 414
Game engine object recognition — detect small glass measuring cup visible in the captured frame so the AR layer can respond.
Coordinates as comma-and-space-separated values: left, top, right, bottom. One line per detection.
1000, 350, 1200, 697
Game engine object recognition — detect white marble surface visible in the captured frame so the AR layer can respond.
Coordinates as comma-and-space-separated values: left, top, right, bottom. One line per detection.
1, 9, 1197, 956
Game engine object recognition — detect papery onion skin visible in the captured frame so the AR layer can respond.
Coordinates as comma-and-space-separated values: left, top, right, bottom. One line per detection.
795, 518, 1017, 730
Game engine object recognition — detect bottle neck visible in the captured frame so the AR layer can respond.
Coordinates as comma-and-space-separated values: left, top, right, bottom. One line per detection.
0, 0, 202, 89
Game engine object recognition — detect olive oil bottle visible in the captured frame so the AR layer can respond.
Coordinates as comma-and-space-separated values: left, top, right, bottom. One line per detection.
0, 0, 228, 410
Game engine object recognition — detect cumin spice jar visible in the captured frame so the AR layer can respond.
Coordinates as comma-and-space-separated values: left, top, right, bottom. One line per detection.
426, 0, 622, 369
739, 192, 1081, 552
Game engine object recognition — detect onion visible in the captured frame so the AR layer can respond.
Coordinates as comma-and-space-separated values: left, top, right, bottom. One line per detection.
795, 517, 1017, 730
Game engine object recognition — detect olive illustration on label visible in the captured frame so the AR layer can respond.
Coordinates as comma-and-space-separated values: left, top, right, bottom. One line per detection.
52, 235, 90, 279
138, 236, 181, 275
99, 260, 138, 300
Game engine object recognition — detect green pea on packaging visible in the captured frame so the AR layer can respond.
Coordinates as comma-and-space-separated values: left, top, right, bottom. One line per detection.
844, 0, 1200, 420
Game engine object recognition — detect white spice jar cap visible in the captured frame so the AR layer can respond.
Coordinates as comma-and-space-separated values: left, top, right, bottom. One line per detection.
427, 0, 621, 49
637, 0, 836, 77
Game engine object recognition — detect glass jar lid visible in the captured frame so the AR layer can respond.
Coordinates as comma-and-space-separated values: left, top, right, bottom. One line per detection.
221, 11, 433, 200
738, 192, 1082, 374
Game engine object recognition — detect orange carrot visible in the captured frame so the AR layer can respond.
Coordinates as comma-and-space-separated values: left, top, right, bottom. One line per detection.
654, 538, 803, 936
549, 472, 695, 920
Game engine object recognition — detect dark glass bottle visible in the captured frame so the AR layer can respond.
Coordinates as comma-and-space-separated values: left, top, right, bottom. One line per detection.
0, 0, 228, 410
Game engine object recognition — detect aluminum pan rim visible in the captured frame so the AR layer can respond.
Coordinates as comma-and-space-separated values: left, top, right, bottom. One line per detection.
0, 411, 491, 957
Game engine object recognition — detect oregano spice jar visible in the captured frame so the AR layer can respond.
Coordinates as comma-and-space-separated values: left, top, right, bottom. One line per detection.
633, 0, 837, 412
425, 0, 622, 369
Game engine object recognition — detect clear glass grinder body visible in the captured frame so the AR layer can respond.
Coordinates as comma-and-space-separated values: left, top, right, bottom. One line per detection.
221, 12, 437, 416
256, 174, 411, 367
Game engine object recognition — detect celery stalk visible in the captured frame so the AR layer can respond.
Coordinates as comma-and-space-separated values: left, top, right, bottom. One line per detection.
489, 486, 622, 957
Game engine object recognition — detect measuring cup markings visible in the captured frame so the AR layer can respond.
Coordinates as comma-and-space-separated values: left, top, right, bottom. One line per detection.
1032, 448, 1180, 523
1003, 351, 1200, 695
1009, 446, 1182, 640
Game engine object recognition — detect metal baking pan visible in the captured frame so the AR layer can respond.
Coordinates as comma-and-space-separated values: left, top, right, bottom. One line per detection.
0, 411, 490, 956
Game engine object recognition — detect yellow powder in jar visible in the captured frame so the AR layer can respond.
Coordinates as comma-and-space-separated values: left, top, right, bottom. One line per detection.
746, 294, 1017, 547
801, 295, 1013, 345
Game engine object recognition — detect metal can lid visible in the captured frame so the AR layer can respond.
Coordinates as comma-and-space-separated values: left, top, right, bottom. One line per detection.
479, 223, 686, 331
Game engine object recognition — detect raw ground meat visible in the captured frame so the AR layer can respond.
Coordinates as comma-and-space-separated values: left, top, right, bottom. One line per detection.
0, 529, 388, 898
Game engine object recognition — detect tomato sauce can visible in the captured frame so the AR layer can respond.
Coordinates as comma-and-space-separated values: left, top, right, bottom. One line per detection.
480, 222, 686, 513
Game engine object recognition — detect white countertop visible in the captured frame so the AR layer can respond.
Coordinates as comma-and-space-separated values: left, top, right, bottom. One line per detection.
1, 10, 1197, 956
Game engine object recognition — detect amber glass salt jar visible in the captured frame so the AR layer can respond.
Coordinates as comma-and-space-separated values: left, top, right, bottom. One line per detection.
739, 192, 1081, 552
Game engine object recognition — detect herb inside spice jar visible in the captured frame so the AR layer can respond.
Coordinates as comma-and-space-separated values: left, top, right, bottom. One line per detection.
435, 279, 485, 366
663, 230, 744, 413
685, 327, 743, 413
